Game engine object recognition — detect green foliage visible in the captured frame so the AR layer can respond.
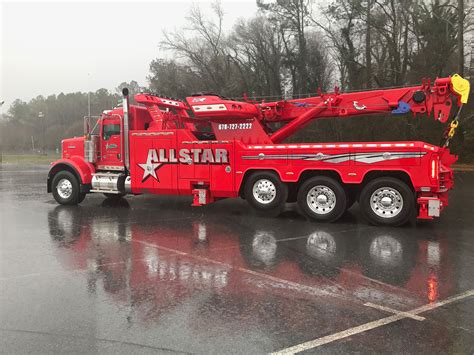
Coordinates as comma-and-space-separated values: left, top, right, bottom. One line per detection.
148, 59, 203, 98
1, 90, 120, 153
408, 0, 458, 81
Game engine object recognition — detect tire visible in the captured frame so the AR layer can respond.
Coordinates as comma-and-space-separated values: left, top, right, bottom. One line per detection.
52, 171, 82, 205
297, 176, 347, 222
359, 177, 414, 226
244, 171, 288, 214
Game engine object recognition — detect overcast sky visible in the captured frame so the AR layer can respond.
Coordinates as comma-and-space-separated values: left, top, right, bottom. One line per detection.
0, 0, 258, 113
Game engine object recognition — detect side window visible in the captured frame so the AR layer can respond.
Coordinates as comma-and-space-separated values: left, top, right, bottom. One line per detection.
103, 124, 121, 141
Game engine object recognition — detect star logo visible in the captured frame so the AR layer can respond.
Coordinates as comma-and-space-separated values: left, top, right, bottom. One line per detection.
138, 149, 163, 182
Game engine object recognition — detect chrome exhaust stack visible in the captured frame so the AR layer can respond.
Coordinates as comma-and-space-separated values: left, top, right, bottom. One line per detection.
84, 136, 98, 163
83, 115, 97, 163
122, 88, 130, 172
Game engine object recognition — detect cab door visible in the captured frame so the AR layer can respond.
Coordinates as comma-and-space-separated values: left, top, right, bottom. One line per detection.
98, 117, 124, 170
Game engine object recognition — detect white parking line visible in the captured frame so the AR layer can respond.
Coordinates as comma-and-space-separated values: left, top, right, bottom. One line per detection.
271, 289, 474, 355
364, 302, 425, 321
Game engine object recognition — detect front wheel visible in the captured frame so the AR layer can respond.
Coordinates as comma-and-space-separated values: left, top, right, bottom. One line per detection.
359, 177, 414, 226
297, 176, 347, 222
244, 171, 288, 215
52, 171, 83, 205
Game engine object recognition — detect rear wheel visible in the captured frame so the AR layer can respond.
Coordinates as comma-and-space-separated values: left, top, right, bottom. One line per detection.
359, 177, 414, 226
52, 171, 83, 205
297, 176, 347, 222
244, 171, 288, 215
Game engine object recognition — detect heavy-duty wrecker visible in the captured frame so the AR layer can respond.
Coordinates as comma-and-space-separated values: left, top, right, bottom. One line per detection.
47, 74, 470, 226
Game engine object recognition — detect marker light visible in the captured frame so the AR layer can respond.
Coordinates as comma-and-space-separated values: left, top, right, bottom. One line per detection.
431, 158, 438, 179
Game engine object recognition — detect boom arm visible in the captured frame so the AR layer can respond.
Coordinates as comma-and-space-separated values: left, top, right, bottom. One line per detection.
265, 74, 470, 143
134, 74, 469, 145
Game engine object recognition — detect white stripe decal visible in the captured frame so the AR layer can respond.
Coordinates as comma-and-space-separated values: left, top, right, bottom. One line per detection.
354, 152, 425, 164
242, 152, 426, 163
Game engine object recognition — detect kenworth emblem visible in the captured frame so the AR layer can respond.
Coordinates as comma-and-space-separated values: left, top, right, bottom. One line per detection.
139, 148, 229, 182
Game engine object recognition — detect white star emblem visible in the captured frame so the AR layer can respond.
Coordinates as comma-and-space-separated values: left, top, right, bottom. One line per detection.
138, 150, 163, 181
138, 161, 162, 181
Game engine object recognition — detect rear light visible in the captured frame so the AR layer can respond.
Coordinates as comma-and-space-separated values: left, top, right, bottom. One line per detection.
431, 158, 438, 179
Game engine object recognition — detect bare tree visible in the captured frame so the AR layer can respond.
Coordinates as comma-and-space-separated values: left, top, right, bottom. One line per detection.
160, 1, 244, 96
258, 0, 331, 93
230, 16, 284, 97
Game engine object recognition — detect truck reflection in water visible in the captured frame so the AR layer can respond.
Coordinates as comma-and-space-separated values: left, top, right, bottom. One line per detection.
49, 201, 453, 326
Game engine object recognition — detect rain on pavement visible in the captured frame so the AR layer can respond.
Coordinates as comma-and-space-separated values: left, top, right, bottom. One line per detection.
1, 164, 474, 354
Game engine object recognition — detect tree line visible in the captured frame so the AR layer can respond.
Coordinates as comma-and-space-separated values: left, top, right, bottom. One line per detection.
0, 81, 142, 153
2, 0, 474, 161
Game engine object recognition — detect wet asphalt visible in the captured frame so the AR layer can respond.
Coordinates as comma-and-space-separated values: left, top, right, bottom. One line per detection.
1, 164, 474, 354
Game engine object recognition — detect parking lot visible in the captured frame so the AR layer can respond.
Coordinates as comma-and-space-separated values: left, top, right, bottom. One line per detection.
1, 164, 474, 354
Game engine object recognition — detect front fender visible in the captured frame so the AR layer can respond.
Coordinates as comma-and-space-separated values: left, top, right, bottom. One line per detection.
47, 157, 95, 192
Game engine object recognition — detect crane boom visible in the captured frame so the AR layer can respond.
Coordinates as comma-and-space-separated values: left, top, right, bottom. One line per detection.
135, 74, 469, 145
265, 74, 469, 143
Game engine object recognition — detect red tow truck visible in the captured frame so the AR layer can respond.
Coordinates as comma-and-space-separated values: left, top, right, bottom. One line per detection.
47, 74, 470, 226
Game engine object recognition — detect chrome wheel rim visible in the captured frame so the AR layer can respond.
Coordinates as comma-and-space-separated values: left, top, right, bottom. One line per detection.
307, 185, 336, 214
57, 178, 73, 199
370, 187, 403, 218
252, 179, 276, 204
